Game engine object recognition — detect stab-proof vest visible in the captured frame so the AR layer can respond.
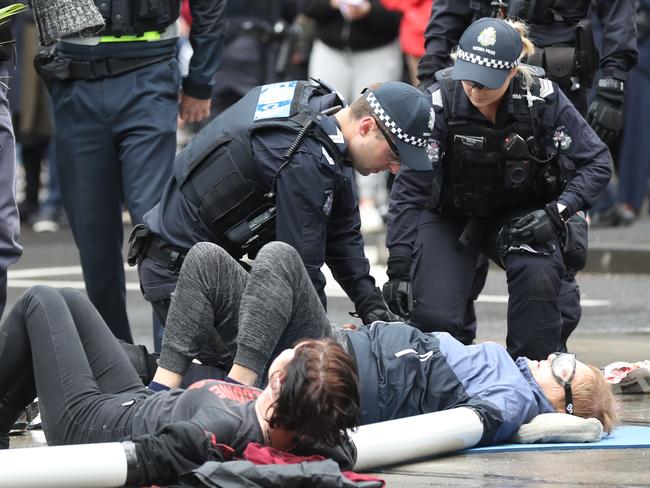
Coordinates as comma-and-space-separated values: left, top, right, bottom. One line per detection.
435, 69, 562, 218
94, 0, 180, 36
173, 80, 345, 258
471, 0, 590, 24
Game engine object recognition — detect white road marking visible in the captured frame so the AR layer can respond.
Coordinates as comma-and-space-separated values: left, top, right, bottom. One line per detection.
7, 262, 611, 307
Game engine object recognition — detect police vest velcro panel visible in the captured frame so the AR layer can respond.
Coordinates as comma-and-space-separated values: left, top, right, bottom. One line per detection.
434, 70, 561, 218
94, 0, 180, 37
173, 80, 344, 257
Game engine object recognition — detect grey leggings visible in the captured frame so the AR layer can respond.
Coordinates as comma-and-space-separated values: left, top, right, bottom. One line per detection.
158, 242, 334, 385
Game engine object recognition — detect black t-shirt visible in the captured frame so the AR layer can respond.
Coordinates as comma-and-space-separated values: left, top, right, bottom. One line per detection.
131, 379, 264, 456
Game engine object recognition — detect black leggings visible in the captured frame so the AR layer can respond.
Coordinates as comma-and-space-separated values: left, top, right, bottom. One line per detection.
0, 286, 148, 445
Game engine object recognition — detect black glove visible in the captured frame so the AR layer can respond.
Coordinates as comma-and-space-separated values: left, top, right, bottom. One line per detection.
382, 255, 413, 319
587, 78, 625, 146
355, 288, 398, 325
504, 203, 565, 246
131, 421, 224, 486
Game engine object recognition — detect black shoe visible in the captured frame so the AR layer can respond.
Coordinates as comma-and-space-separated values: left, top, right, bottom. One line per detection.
617, 204, 637, 226
17, 201, 39, 223
590, 206, 621, 228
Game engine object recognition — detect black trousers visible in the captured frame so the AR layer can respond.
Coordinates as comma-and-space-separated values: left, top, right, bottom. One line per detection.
0, 286, 148, 445
409, 210, 573, 360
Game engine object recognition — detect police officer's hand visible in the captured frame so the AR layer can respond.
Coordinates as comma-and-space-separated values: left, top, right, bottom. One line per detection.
587, 78, 625, 146
355, 288, 398, 325
382, 255, 413, 319
179, 92, 212, 124
506, 202, 565, 246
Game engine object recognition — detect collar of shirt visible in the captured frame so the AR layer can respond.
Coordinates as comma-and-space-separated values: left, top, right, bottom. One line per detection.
316, 114, 348, 162
515, 356, 557, 414
450, 80, 518, 127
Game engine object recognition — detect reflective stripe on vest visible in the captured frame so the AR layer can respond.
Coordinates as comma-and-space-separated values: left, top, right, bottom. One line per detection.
99, 31, 162, 43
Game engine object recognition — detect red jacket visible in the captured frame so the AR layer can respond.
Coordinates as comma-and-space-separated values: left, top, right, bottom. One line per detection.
381, 0, 433, 57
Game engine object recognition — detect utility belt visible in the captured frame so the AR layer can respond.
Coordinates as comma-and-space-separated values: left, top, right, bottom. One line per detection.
127, 224, 188, 274
33, 50, 173, 87
525, 20, 598, 90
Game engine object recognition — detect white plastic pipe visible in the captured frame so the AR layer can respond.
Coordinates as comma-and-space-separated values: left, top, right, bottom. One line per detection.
350, 407, 484, 471
0, 442, 128, 488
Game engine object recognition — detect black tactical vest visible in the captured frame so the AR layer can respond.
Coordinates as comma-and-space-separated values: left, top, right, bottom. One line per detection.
471, 0, 590, 23
434, 69, 561, 218
173, 80, 345, 257
94, 0, 180, 36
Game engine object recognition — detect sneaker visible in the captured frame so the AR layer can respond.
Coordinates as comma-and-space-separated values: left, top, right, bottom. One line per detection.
32, 206, 62, 233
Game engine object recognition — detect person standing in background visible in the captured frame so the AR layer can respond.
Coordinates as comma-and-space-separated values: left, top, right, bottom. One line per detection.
381, 0, 432, 86
0, 3, 23, 321
34, 0, 225, 346
302, 0, 402, 233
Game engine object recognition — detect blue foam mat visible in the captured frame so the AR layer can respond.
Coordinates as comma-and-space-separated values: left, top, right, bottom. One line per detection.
465, 425, 650, 453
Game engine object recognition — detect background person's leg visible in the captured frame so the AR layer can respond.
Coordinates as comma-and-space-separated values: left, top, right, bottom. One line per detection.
52, 79, 131, 342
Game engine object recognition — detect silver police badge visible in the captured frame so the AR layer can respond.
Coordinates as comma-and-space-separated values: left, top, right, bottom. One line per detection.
552, 126, 572, 151
323, 189, 334, 216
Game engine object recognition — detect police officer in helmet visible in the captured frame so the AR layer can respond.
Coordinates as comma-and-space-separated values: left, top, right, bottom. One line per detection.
132, 79, 434, 348
384, 18, 612, 360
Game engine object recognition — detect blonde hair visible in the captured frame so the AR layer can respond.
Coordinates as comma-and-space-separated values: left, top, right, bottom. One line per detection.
547, 365, 620, 434
503, 18, 537, 88
450, 18, 538, 88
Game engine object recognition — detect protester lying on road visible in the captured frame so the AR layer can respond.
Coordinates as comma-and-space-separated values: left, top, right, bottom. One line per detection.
0, 285, 359, 485
151, 241, 618, 445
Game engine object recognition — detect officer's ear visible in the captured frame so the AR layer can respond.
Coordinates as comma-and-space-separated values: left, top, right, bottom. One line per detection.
358, 116, 376, 138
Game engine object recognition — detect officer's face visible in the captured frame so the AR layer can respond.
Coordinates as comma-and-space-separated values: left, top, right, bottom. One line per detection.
461, 69, 517, 110
349, 117, 402, 176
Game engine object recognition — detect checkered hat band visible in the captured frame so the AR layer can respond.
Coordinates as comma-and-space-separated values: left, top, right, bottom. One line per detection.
365, 92, 428, 148
456, 48, 519, 70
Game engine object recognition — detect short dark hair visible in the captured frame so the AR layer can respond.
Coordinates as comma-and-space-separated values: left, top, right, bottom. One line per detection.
348, 82, 383, 120
268, 339, 360, 445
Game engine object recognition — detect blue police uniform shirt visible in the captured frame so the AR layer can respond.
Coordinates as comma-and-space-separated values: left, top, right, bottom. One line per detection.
386, 75, 612, 258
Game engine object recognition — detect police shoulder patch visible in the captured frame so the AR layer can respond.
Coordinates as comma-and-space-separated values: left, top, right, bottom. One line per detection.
539, 78, 554, 99
431, 89, 443, 107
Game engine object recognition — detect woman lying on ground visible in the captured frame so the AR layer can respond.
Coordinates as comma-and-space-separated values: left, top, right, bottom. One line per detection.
0, 285, 359, 485
152, 241, 618, 444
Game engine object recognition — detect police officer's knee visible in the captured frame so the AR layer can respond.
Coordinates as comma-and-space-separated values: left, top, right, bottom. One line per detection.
506, 255, 563, 300
412, 305, 462, 335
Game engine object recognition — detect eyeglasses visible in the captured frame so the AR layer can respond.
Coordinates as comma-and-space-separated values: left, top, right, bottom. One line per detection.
372, 117, 400, 164
550, 353, 577, 415
465, 80, 486, 90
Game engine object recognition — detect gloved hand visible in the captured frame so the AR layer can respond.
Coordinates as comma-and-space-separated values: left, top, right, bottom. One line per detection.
587, 78, 625, 146
511, 413, 603, 444
382, 256, 413, 319
355, 288, 398, 325
505, 202, 565, 246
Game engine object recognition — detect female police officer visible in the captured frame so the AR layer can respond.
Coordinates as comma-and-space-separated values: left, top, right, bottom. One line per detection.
383, 18, 612, 360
